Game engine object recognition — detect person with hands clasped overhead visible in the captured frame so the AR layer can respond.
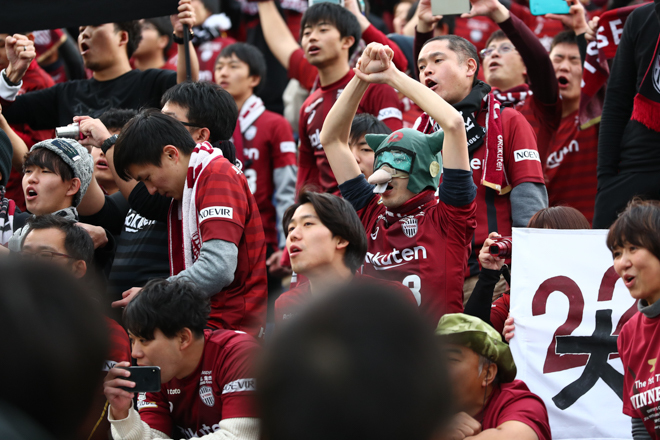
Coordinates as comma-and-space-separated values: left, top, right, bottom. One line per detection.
321, 42, 477, 326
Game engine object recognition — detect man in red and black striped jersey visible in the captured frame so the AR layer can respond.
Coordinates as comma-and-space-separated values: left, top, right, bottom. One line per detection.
545, 30, 598, 225
414, 11, 547, 299
215, 43, 297, 310
112, 110, 268, 339
104, 279, 259, 440
321, 42, 477, 326
275, 190, 416, 325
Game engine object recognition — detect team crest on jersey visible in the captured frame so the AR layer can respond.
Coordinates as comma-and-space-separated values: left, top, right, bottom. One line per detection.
245, 126, 257, 141
199, 385, 215, 407
400, 217, 418, 238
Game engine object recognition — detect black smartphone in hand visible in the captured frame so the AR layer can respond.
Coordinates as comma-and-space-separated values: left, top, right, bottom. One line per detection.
118, 366, 161, 393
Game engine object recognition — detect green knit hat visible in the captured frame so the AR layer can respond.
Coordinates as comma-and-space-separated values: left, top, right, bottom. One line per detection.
366, 128, 444, 194
435, 313, 517, 383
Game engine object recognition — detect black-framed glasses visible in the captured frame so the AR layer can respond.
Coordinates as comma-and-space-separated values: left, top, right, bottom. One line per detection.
20, 251, 75, 261
179, 121, 203, 129
479, 43, 517, 59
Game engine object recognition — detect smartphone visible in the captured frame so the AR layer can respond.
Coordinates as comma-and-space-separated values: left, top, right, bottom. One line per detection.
118, 366, 161, 393
308, 0, 345, 7
431, 0, 470, 17
530, 0, 570, 16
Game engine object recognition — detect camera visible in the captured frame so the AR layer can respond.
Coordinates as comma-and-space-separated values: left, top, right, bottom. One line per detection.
55, 123, 81, 140
489, 237, 512, 259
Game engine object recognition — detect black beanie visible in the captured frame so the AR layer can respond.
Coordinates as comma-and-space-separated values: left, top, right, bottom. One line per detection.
0, 128, 12, 187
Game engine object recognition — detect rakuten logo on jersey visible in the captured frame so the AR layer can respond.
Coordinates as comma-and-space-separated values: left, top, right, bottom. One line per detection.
366, 246, 427, 270
546, 140, 579, 169
309, 129, 322, 150
179, 423, 222, 439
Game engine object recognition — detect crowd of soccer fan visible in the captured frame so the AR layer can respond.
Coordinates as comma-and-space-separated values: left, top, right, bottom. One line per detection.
2, 0, 660, 438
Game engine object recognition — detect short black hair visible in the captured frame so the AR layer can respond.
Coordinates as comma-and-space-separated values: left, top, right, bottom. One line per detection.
551, 30, 578, 52
0, 258, 108, 439
161, 81, 239, 144
113, 109, 196, 181
485, 29, 507, 50
421, 35, 480, 85
99, 108, 138, 133
349, 113, 391, 145
258, 283, 453, 440
123, 278, 211, 340
283, 190, 367, 272
218, 42, 267, 93
26, 215, 95, 266
114, 21, 143, 58
607, 198, 660, 262
300, 3, 362, 58
23, 148, 74, 182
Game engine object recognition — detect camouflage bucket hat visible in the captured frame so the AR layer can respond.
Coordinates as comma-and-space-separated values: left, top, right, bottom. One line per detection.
435, 313, 517, 383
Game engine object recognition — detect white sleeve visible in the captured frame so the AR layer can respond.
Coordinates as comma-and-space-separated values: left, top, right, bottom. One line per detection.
109, 406, 171, 440
0, 69, 21, 101
109, 407, 259, 440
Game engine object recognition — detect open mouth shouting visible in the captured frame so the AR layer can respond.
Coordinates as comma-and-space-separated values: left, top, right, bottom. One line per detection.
307, 44, 321, 57
95, 158, 109, 171
289, 245, 302, 258
25, 186, 38, 201
425, 77, 438, 91
557, 75, 569, 89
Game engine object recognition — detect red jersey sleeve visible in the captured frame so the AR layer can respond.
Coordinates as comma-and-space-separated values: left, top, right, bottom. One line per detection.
502, 109, 545, 188
618, 325, 636, 417
105, 317, 132, 365
270, 114, 297, 169
490, 293, 510, 335
196, 158, 249, 247
493, 387, 551, 440
137, 390, 173, 436
361, 24, 408, 73
362, 83, 403, 131
218, 336, 260, 419
288, 48, 317, 90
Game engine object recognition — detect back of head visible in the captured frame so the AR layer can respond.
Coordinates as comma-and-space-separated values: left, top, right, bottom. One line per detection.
161, 81, 238, 144
114, 21, 143, 58
349, 113, 391, 145
527, 206, 591, 229
422, 35, 480, 85
113, 109, 197, 181
283, 190, 367, 272
607, 198, 660, 262
123, 278, 211, 340
219, 42, 267, 94
99, 108, 139, 133
258, 283, 452, 440
0, 259, 108, 439
300, 3, 362, 58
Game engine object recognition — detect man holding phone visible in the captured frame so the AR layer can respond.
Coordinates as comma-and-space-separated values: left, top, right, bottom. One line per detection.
103, 278, 260, 440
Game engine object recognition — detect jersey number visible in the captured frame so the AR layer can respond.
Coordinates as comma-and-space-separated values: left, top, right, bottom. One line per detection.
245, 169, 257, 194
402, 275, 421, 306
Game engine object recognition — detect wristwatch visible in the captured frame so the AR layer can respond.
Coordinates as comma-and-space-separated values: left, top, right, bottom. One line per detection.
172, 29, 195, 45
101, 134, 118, 154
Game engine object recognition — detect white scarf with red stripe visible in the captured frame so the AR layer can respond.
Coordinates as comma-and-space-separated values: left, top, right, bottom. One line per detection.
168, 141, 224, 275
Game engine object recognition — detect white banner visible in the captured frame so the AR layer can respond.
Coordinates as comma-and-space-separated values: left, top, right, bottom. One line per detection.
509, 228, 636, 440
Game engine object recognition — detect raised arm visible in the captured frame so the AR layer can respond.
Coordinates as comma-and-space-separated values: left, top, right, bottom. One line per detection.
354, 43, 469, 171
173, 0, 200, 82
257, 1, 301, 70
319, 77, 365, 185
0, 108, 27, 172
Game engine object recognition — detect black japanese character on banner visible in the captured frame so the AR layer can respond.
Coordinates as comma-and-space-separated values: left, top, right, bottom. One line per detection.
552, 309, 622, 410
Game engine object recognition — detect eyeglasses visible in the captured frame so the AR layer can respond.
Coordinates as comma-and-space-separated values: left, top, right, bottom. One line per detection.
480, 43, 517, 59
179, 121, 203, 129
20, 250, 75, 261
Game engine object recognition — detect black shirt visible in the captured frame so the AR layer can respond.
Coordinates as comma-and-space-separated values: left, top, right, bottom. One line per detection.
3, 69, 176, 130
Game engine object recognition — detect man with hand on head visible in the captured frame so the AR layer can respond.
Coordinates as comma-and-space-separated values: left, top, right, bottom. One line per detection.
103, 278, 259, 440
275, 190, 417, 324
99, 110, 267, 338
436, 313, 551, 440
321, 42, 477, 326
